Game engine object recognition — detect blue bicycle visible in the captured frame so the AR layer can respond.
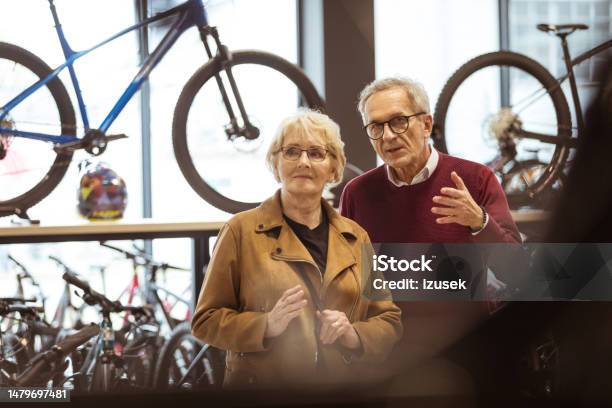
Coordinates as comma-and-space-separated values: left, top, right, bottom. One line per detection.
0, 0, 324, 216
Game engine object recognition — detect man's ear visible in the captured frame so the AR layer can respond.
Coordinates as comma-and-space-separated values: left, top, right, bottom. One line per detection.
423, 114, 433, 137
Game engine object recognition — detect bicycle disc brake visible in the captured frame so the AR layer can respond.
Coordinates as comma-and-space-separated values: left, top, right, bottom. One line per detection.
224, 117, 264, 153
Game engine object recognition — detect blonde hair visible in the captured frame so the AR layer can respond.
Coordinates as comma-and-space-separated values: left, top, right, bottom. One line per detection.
266, 109, 346, 186
357, 77, 431, 118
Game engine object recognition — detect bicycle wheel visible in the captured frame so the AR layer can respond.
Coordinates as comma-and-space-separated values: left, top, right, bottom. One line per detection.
122, 331, 161, 389
433, 51, 572, 208
0, 42, 76, 216
173, 50, 324, 214
0, 333, 30, 375
153, 321, 224, 390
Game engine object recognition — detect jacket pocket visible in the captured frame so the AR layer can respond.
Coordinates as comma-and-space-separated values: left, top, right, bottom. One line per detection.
224, 351, 258, 389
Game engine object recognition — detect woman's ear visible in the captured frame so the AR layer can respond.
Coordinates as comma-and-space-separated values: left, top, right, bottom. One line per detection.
329, 170, 337, 183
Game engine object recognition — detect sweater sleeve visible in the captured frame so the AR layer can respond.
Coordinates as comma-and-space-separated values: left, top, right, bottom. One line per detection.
191, 223, 269, 353
472, 167, 521, 243
339, 180, 354, 219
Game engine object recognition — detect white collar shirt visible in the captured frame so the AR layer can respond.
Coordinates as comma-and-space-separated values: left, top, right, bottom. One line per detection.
386, 146, 439, 187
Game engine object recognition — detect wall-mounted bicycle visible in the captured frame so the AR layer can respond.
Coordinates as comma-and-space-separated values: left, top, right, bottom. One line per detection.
433, 23, 611, 209
0, 0, 323, 218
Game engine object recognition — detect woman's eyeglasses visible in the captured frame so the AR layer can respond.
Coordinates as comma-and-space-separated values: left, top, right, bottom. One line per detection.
279, 146, 330, 162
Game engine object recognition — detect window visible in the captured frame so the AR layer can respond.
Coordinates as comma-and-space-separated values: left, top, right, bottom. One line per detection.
374, 0, 499, 164
0, 0, 143, 318
0, 0, 143, 222
147, 0, 298, 265
509, 0, 612, 116
149, 0, 298, 224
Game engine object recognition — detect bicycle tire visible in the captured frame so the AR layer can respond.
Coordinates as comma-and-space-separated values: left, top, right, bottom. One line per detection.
153, 321, 224, 390
1, 333, 30, 374
173, 50, 325, 214
433, 51, 572, 206
0, 42, 76, 216
122, 332, 161, 389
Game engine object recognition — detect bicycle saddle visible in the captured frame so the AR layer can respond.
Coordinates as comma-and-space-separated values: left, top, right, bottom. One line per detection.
537, 23, 589, 35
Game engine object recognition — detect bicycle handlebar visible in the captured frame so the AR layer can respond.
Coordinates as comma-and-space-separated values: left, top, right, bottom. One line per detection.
8, 255, 40, 286
0, 297, 37, 303
61, 270, 152, 317
0, 303, 45, 316
49, 255, 79, 277
61, 270, 119, 312
100, 241, 190, 271
8, 254, 27, 273
48, 254, 65, 266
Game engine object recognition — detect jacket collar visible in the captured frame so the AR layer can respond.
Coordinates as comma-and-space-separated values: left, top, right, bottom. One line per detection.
256, 190, 359, 295
254, 189, 358, 241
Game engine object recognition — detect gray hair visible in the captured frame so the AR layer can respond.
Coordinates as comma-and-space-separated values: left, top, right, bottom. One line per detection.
266, 108, 346, 186
357, 77, 431, 118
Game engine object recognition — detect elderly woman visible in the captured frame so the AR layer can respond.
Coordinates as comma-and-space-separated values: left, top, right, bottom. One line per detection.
191, 109, 402, 389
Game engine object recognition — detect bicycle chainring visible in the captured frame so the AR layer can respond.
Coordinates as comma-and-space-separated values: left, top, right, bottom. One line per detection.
82, 129, 108, 156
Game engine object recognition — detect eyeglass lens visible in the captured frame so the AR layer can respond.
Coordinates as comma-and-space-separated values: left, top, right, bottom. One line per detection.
281, 146, 327, 161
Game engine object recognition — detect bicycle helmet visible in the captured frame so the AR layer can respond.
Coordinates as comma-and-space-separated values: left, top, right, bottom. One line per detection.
77, 162, 127, 220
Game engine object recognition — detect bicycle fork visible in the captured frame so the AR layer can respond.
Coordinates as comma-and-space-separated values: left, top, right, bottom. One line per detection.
87, 314, 118, 393
198, 26, 260, 141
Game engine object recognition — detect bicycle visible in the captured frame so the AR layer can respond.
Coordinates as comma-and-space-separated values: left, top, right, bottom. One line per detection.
100, 242, 192, 332
0, 0, 324, 218
58, 268, 161, 392
0, 297, 99, 388
153, 320, 225, 390
432, 23, 611, 208
100, 242, 226, 389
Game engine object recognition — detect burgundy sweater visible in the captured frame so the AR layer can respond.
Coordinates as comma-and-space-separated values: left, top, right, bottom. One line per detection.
339, 152, 520, 244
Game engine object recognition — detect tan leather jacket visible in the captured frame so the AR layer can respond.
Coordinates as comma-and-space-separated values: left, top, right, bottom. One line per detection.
191, 190, 402, 389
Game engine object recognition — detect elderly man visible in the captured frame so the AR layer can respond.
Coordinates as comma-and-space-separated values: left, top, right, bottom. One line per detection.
340, 77, 520, 244
339, 77, 521, 394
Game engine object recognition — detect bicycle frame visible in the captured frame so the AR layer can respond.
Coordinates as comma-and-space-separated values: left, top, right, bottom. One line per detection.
500, 37, 612, 147
0, 0, 209, 144
556, 38, 612, 137
119, 264, 191, 332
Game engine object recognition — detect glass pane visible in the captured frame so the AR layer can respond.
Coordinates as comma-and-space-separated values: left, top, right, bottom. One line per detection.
0, 1, 142, 222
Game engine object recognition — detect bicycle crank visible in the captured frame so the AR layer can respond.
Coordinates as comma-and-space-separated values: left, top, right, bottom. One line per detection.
54, 130, 127, 156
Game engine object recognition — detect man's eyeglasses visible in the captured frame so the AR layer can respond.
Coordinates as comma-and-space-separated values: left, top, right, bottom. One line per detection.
279, 146, 330, 162
364, 112, 426, 140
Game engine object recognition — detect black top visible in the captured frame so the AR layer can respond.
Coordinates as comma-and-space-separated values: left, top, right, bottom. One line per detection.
284, 210, 329, 275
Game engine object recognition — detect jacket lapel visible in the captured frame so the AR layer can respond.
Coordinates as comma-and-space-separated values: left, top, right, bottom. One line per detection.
255, 190, 361, 299
257, 191, 324, 291
321, 200, 358, 296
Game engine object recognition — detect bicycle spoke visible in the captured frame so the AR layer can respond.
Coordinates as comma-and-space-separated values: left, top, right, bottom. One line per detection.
0, 42, 75, 208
